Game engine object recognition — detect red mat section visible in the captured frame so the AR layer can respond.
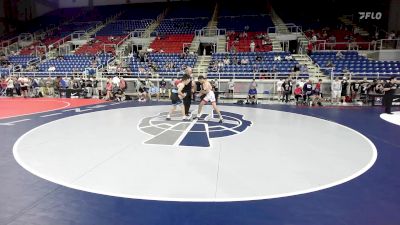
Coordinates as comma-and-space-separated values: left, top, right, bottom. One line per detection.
0, 98, 105, 120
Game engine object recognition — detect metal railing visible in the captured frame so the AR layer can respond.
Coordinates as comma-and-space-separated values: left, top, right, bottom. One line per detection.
195, 28, 226, 37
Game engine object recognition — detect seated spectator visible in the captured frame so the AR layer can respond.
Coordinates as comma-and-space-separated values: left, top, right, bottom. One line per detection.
284, 54, 293, 61
326, 60, 334, 68
274, 54, 281, 61
294, 84, 303, 104
223, 57, 230, 65
241, 58, 249, 65
336, 51, 344, 59
250, 40, 255, 52
247, 87, 257, 104
48, 65, 56, 72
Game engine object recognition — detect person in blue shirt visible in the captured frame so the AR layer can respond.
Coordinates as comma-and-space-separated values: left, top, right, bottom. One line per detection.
247, 87, 258, 104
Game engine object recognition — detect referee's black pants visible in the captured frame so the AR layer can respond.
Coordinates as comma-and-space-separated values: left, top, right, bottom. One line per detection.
183, 97, 191, 116
383, 95, 393, 113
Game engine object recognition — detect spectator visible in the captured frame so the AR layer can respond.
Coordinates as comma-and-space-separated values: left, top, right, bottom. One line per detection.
341, 77, 349, 103
281, 79, 292, 103
302, 80, 313, 103
247, 86, 257, 104
274, 54, 282, 61
112, 75, 120, 87
276, 79, 283, 100
350, 80, 361, 102
331, 77, 342, 103
241, 58, 249, 65
228, 79, 235, 98
336, 51, 344, 59
294, 84, 303, 104
6, 75, 14, 97
159, 77, 167, 98
250, 40, 255, 52
284, 54, 293, 61
326, 60, 334, 68
104, 77, 113, 101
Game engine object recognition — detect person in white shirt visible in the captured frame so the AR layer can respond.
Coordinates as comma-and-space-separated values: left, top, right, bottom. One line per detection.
112, 75, 120, 88
284, 55, 293, 61
336, 51, 344, 59
6, 76, 14, 97
276, 79, 284, 100
250, 40, 255, 52
228, 79, 235, 98
331, 77, 342, 103
274, 54, 281, 61
296, 78, 305, 89
48, 65, 56, 72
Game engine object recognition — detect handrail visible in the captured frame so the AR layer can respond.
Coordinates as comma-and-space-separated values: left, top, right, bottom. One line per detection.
10, 70, 400, 81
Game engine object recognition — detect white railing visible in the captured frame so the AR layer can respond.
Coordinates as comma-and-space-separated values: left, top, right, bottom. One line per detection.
195, 28, 226, 37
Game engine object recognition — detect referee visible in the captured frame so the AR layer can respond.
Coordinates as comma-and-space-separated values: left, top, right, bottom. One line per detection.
383, 76, 398, 114
182, 67, 195, 117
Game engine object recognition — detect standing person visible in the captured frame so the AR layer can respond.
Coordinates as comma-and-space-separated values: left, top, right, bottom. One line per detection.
250, 40, 255, 52
211, 78, 220, 103
6, 76, 14, 97
228, 79, 235, 99
159, 77, 167, 99
194, 76, 223, 123
182, 68, 195, 117
14, 77, 21, 96
18, 76, 29, 98
331, 77, 342, 103
276, 79, 283, 101
105, 77, 113, 101
382, 76, 398, 114
350, 80, 360, 102
341, 77, 349, 103
166, 74, 191, 121
303, 80, 313, 103
281, 79, 292, 103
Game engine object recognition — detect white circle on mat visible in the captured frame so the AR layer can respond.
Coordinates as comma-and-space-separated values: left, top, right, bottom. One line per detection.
13, 106, 377, 202
380, 111, 400, 126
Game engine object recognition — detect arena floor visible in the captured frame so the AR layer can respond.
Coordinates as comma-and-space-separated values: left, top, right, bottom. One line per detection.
0, 99, 399, 225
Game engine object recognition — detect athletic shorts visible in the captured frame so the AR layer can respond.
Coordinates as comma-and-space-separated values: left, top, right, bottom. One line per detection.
228, 89, 234, 94
332, 90, 341, 99
171, 93, 182, 105
202, 91, 216, 103
21, 86, 28, 91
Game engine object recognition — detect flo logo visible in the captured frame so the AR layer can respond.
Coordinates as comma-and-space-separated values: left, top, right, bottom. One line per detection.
359, 12, 382, 20
138, 111, 252, 147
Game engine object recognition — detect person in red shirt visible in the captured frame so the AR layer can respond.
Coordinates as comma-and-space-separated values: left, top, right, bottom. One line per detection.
294, 84, 303, 104
307, 41, 313, 56
105, 77, 113, 101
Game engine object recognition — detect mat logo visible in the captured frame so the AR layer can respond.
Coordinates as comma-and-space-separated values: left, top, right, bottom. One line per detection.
138, 111, 252, 147
359, 12, 382, 20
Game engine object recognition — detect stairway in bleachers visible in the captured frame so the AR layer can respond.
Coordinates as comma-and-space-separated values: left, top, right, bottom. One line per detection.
193, 55, 211, 77
292, 54, 325, 79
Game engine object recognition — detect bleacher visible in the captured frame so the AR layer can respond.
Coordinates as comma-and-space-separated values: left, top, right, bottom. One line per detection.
227, 32, 272, 52
218, 15, 273, 32
150, 34, 194, 53
155, 18, 209, 35
129, 53, 197, 77
38, 54, 112, 73
8, 56, 39, 68
208, 52, 308, 79
311, 51, 400, 78
75, 36, 125, 55
0, 68, 11, 76
96, 20, 154, 36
